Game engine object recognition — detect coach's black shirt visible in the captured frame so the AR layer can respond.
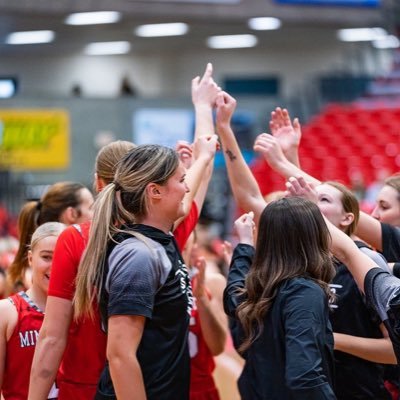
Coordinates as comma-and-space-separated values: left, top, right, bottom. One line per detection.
96, 224, 192, 400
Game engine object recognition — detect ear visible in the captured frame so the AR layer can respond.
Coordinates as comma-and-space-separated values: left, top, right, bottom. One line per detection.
340, 212, 354, 228
27, 250, 33, 268
60, 206, 79, 224
146, 183, 163, 200
94, 173, 106, 193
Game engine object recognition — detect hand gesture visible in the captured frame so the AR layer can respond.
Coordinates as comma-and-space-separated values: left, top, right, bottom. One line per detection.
285, 176, 318, 203
192, 63, 221, 107
192, 134, 219, 162
176, 140, 193, 169
216, 91, 237, 129
234, 211, 255, 246
253, 133, 286, 170
270, 107, 301, 165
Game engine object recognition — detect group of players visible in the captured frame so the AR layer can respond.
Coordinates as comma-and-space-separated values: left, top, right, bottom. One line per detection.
1, 63, 400, 400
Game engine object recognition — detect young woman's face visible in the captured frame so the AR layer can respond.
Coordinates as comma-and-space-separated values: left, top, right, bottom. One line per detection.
161, 162, 189, 223
371, 185, 400, 227
316, 184, 348, 231
28, 235, 58, 293
75, 188, 94, 223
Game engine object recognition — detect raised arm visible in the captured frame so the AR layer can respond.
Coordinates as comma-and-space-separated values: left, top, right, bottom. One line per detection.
216, 92, 266, 223
355, 212, 383, 252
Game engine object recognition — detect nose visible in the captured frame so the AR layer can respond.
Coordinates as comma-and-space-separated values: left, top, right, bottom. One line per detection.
185, 182, 190, 193
371, 206, 380, 220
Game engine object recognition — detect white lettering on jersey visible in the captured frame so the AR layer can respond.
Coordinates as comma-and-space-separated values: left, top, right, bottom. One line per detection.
19, 329, 39, 347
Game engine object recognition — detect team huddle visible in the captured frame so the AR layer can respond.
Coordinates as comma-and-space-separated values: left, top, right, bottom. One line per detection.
1, 63, 400, 400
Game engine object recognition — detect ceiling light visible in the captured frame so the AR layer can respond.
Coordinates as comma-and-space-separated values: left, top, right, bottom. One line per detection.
6, 30, 55, 45
84, 41, 131, 56
337, 27, 387, 42
0, 78, 17, 98
135, 23, 189, 37
65, 11, 121, 25
207, 34, 258, 49
373, 35, 400, 49
248, 17, 281, 30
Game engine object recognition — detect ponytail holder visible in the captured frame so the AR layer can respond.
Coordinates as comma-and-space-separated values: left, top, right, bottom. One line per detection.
36, 200, 42, 211
113, 181, 121, 191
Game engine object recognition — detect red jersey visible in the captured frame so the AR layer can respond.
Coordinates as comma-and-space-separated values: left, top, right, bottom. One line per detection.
47, 204, 199, 400
189, 294, 220, 400
2, 292, 58, 400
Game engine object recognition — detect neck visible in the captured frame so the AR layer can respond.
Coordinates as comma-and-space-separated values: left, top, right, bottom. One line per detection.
137, 215, 172, 234
26, 285, 47, 311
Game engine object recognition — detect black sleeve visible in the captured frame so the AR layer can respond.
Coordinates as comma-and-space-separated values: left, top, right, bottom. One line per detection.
284, 285, 336, 400
393, 263, 400, 278
223, 243, 255, 318
381, 223, 400, 263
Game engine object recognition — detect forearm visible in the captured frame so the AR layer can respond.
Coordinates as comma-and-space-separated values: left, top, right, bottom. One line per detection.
334, 332, 396, 364
218, 123, 265, 220
194, 104, 214, 140
28, 333, 67, 399
196, 296, 227, 355
109, 355, 146, 400
355, 212, 383, 252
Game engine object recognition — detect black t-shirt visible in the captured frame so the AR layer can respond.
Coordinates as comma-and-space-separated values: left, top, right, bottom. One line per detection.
96, 224, 193, 400
330, 243, 391, 400
381, 222, 400, 263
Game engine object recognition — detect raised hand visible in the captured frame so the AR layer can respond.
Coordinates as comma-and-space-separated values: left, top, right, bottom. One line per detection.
269, 107, 301, 166
191, 63, 221, 107
285, 176, 318, 203
216, 91, 237, 129
176, 140, 193, 169
192, 134, 219, 162
234, 211, 255, 246
253, 133, 287, 170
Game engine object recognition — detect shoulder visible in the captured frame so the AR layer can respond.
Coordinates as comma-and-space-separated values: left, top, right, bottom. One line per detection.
0, 297, 18, 338
280, 278, 327, 313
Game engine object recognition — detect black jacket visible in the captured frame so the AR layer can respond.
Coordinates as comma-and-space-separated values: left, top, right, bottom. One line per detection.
224, 244, 336, 400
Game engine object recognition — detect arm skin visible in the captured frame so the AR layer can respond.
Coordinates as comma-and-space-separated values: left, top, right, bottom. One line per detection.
194, 259, 228, 356
0, 300, 18, 394
216, 92, 266, 224
174, 62, 219, 227
107, 315, 146, 400
334, 323, 396, 364
28, 297, 72, 400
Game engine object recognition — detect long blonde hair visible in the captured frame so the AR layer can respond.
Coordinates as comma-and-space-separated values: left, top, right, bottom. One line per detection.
74, 144, 179, 318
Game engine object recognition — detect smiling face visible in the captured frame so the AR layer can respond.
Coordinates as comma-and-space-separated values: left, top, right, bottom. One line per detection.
158, 162, 190, 223
371, 184, 400, 227
28, 235, 58, 294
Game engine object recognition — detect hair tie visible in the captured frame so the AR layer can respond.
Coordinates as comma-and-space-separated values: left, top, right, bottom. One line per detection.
36, 200, 42, 211
113, 181, 121, 191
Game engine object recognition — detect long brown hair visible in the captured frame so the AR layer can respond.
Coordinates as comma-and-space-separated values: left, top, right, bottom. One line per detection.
8, 181, 87, 288
74, 144, 179, 318
237, 197, 335, 353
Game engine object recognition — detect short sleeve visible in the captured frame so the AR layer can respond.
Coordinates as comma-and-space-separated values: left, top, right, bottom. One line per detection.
173, 202, 199, 252
48, 225, 86, 300
106, 239, 171, 318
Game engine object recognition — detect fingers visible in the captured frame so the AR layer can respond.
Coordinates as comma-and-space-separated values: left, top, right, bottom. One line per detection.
201, 62, 213, 81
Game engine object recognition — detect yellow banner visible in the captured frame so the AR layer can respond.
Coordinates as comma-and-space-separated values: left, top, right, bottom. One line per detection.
0, 109, 70, 170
